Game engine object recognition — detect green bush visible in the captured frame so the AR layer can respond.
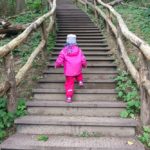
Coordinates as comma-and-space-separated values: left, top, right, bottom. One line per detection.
139, 126, 150, 148
0, 97, 27, 143
115, 70, 141, 118
26, 0, 42, 12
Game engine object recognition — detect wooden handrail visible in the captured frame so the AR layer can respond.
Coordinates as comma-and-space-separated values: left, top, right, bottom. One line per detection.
76, 0, 150, 125
0, 0, 56, 111
97, 0, 150, 61
0, 0, 56, 57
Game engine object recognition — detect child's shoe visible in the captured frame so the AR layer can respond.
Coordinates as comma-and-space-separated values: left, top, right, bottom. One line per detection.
66, 97, 72, 103
79, 81, 84, 87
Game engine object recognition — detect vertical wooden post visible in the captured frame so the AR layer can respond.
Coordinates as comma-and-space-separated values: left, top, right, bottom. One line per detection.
139, 53, 150, 125
74, 0, 77, 5
94, 0, 98, 23
106, 10, 110, 33
41, 21, 47, 59
52, 11, 56, 34
84, 0, 88, 11
4, 53, 17, 112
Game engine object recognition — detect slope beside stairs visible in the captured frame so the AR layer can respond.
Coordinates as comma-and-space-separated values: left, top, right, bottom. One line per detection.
0, 0, 145, 149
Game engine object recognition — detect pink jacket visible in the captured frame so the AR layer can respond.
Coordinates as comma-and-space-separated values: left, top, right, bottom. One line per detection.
55, 45, 87, 76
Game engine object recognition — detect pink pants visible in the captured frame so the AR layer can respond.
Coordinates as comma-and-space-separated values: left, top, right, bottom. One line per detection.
65, 73, 83, 97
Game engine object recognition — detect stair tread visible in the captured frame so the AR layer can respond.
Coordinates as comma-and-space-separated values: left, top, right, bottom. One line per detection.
50, 57, 114, 61
43, 70, 118, 74
33, 89, 117, 94
52, 50, 112, 53
15, 116, 137, 127
47, 64, 117, 67
38, 79, 115, 83
55, 43, 108, 46
1, 133, 145, 150
27, 101, 126, 108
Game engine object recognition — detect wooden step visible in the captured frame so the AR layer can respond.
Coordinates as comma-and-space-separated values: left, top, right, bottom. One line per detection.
27, 101, 125, 117
43, 71, 117, 79
50, 57, 115, 61
37, 78, 115, 89
43, 70, 118, 74
51, 51, 112, 55
56, 36, 105, 40
1, 133, 145, 150
47, 63, 117, 68
15, 116, 137, 137
55, 43, 108, 47
56, 39, 107, 43
57, 33, 103, 36
49, 58, 115, 65
45, 67, 117, 73
33, 89, 118, 101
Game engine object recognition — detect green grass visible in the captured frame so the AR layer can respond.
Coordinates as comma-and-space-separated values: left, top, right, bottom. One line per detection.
9, 11, 42, 25
115, 5, 150, 45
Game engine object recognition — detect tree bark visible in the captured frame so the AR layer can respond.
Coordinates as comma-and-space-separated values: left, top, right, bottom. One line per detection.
0, 19, 11, 28
0, 0, 56, 57
97, 0, 150, 61
4, 53, 17, 112
0, 25, 27, 35
108, 0, 124, 6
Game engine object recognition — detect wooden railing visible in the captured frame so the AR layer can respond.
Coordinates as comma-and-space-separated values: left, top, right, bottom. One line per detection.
0, 0, 56, 111
76, 0, 150, 125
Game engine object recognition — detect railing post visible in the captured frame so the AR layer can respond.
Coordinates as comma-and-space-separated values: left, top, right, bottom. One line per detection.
52, 11, 56, 34
84, 0, 88, 11
41, 21, 47, 59
94, 0, 98, 23
139, 54, 150, 125
4, 53, 17, 112
75, 0, 78, 5
106, 9, 111, 33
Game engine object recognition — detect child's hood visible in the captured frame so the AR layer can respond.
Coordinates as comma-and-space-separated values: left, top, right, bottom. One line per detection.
64, 45, 79, 57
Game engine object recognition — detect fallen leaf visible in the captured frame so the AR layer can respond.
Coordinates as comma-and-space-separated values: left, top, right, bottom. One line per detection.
127, 141, 134, 145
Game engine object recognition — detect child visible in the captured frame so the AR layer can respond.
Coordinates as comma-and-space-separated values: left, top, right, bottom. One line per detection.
55, 34, 87, 103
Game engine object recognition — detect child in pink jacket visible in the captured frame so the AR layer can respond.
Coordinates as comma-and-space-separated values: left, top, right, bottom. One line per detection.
55, 34, 87, 103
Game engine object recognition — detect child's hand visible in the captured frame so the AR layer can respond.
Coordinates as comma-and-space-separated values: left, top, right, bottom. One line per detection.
82, 64, 87, 68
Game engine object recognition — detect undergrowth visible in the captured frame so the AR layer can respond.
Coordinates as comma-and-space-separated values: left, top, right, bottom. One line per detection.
0, 97, 27, 143
139, 126, 150, 148
115, 5, 150, 45
115, 70, 141, 118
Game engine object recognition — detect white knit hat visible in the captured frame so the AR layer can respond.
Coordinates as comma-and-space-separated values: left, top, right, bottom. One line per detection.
66, 34, 77, 44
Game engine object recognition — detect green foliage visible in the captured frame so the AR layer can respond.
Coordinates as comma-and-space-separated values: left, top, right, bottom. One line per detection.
139, 126, 150, 148
0, 97, 15, 142
80, 131, 90, 137
116, 4, 150, 45
47, 33, 56, 52
10, 11, 41, 25
129, 54, 137, 64
12, 32, 41, 65
15, 99, 27, 117
26, 0, 42, 12
37, 135, 49, 141
115, 70, 140, 118
0, 97, 27, 143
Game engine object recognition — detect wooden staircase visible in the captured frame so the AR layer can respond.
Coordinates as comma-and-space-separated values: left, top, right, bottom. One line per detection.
0, 0, 145, 149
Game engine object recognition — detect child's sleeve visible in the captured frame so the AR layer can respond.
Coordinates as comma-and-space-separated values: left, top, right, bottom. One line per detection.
81, 50, 87, 68
55, 49, 65, 68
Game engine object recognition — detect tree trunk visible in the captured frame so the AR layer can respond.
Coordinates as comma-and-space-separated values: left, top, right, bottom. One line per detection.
108, 0, 124, 6
0, 25, 27, 35
16, 0, 25, 13
4, 53, 17, 112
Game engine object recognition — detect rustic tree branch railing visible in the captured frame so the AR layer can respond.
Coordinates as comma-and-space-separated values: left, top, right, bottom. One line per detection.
76, 0, 150, 125
0, 0, 56, 112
